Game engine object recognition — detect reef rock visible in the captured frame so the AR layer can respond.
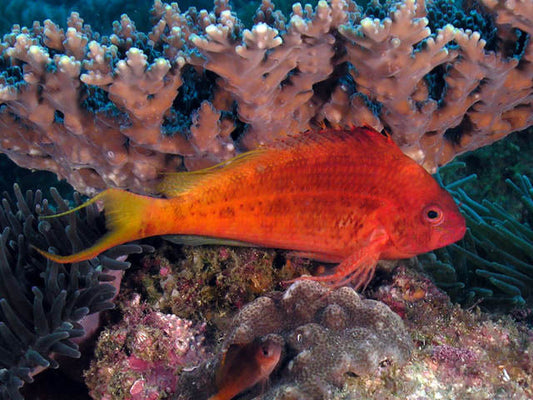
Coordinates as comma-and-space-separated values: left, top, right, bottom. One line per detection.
177, 280, 413, 399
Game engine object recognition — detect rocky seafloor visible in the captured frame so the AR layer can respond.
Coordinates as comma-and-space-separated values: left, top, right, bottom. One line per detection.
73, 245, 533, 400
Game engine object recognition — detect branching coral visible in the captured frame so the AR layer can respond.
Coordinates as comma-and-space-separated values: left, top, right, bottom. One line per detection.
177, 280, 413, 399
421, 170, 533, 310
0, 184, 146, 399
0, 0, 530, 195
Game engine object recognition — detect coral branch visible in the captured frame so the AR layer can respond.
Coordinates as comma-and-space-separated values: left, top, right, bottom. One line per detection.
0, 0, 531, 195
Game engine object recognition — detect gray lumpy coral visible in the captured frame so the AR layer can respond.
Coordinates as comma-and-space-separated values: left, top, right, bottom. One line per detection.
178, 280, 412, 400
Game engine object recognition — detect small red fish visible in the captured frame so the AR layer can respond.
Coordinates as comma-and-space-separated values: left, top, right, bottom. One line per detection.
209, 338, 282, 400
34, 126, 465, 289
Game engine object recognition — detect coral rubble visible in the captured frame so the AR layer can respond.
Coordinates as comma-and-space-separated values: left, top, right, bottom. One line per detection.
0, 0, 530, 195
0, 184, 145, 399
366, 264, 533, 400
83, 258, 533, 400
137, 243, 311, 326
176, 280, 413, 399
84, 294, 208, 400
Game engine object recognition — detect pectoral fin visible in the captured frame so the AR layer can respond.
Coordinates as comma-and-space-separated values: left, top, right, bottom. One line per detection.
286, 228, 389, 290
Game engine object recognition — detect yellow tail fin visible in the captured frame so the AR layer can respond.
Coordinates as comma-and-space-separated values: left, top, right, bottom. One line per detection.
33, 188, 165, 264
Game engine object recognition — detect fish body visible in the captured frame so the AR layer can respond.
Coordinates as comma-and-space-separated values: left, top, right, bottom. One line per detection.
35, 126, 466, 288
209, 338, 282, 400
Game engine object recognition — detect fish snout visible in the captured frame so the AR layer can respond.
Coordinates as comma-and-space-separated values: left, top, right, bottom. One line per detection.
436, 212, 466, 247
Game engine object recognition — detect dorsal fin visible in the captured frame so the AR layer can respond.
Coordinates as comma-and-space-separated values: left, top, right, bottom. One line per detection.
158, 149, 266, 198
158, 126, 397, 198
270, 125, 396, 153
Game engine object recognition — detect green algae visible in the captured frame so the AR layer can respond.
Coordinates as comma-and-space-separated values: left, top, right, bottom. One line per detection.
131, 240, 313, 328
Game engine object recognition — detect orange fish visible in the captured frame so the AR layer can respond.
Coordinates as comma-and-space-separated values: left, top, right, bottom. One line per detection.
34, 126, 466, 289
209, 338, 282, 400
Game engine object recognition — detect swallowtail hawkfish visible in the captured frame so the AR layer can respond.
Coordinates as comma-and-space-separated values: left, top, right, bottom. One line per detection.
34, 126, 466, 289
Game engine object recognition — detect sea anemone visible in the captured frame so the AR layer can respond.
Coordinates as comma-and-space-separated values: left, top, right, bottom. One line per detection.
423, 170, 532, 310
0, 184, 146, 399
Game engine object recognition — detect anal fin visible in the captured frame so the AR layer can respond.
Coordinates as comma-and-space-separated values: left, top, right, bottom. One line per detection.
162, 235, 261, 248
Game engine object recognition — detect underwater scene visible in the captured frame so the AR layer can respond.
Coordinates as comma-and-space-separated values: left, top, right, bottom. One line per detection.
0, 0, 532, 399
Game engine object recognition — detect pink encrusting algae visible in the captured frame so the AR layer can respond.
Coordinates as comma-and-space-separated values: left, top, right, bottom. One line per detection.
35, 126, 466, 289
84, 294, 208, 400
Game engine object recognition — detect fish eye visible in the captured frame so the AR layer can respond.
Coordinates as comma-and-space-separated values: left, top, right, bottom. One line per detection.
427, 210, 439, 219
423, 205, 444, 225
260, 344, 273, 357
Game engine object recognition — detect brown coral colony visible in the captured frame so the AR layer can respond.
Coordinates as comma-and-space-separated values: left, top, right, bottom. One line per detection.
0, 0, 530, 197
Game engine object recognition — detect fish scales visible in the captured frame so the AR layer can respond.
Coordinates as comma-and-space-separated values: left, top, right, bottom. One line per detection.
179, 195, 367, 258
34, 126, 466, 289
173, 156, 383, 257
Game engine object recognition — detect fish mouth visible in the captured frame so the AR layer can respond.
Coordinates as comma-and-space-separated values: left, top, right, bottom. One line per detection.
436, 217, 466, 247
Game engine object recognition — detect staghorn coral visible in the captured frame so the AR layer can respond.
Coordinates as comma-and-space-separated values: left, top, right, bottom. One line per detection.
0, 184, 146, 399
0, 0, 530, 195
176, 280, 413, 400
421, 168, 533, 310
